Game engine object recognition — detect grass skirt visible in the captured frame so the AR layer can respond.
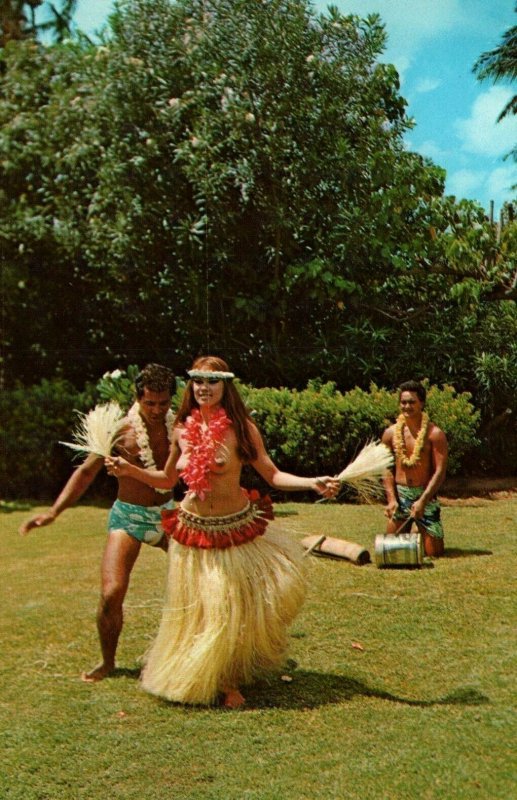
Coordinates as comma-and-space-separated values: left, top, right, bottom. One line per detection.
140, 503, 306, 705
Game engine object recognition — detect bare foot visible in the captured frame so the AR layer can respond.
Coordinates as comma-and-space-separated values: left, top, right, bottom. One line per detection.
222, 689, 245, 709
80, 663, 114, 683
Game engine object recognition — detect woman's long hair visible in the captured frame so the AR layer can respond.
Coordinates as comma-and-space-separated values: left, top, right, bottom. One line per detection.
175, 356, 257, 462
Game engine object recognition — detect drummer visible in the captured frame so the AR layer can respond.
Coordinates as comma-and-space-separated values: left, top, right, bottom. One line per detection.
381, 381, 448, 557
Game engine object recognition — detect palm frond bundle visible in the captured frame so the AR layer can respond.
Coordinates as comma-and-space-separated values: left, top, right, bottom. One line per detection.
336, 441, 393, 501
60, 402, 126, 458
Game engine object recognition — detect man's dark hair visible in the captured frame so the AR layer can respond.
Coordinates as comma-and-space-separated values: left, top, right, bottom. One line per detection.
135, 364, 176, 398
398, 380, 426, 404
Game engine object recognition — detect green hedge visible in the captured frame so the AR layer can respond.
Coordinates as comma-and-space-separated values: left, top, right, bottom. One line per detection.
0, 379, 95, 500
0, 369, 185, 500
241, 380, 480, 478
1, 377, 481, 501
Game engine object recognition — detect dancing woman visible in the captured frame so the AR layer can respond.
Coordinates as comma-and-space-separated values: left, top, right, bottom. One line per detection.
106, 355, 339, 707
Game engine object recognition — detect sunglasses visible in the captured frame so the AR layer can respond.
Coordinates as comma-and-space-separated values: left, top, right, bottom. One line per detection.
192, 377, 222, 385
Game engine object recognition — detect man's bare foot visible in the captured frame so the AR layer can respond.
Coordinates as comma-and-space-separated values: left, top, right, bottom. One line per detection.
222, 689, 245, 709
80, 663, 114, 683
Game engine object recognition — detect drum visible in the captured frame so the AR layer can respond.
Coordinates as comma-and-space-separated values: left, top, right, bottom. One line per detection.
302, 535, 370, 565
374, 532, 423, 568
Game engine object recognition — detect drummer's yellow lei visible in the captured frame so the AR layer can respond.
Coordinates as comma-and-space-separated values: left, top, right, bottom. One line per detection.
394, 412, 429, 467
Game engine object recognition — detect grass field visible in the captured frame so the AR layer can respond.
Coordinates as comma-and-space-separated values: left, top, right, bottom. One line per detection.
1, 497, 516, 800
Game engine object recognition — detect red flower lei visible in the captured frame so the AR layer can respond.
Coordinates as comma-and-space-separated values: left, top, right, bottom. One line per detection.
180, 408, 231, 500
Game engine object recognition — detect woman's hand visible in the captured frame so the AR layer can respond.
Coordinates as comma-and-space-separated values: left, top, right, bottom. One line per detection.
314, 476, 340, 499
105, 456, 131, 477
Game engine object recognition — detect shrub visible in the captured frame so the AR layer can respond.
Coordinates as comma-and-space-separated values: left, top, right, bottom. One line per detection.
425, 383, 481, 474
337, 383, 398, 445
242, 380, 480, 482
94, 365, 185, 411
0, 367, 188, 501
95, 366, 142, 410
0, 379, 94, 500
1, 376, 482, 500
473, 350, 517, 475
242, 381, 348, 475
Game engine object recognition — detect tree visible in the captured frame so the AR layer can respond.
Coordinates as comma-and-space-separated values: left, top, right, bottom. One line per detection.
1, 0, 515, 399
473, 3, 516, 161
1, 1, 36, 46
0, 1, 78, 46
38, 0, 78, 43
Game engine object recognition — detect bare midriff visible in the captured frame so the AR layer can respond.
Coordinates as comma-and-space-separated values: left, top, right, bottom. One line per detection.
116, 474, 172, 506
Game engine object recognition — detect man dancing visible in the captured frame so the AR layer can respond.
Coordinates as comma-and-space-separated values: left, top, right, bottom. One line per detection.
382, 380, 448, 557
19, 363, 176, 681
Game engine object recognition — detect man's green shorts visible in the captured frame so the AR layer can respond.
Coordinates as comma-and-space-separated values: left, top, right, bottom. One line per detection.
394, 484, 444, 539
108, 498, 174, 546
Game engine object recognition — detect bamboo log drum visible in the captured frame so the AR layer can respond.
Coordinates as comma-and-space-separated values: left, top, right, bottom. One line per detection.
302, 535, 371, 565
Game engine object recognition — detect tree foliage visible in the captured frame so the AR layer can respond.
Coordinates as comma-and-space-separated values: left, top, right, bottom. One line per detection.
1, 0, 516, 425
473, 3, 517, 123
0, 1, 78, 46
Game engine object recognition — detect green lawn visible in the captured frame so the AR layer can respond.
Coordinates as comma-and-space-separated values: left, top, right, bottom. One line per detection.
1, 498, 516, 800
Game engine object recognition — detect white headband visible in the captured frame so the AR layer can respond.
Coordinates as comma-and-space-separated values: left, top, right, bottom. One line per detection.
188, 369, 235, 380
